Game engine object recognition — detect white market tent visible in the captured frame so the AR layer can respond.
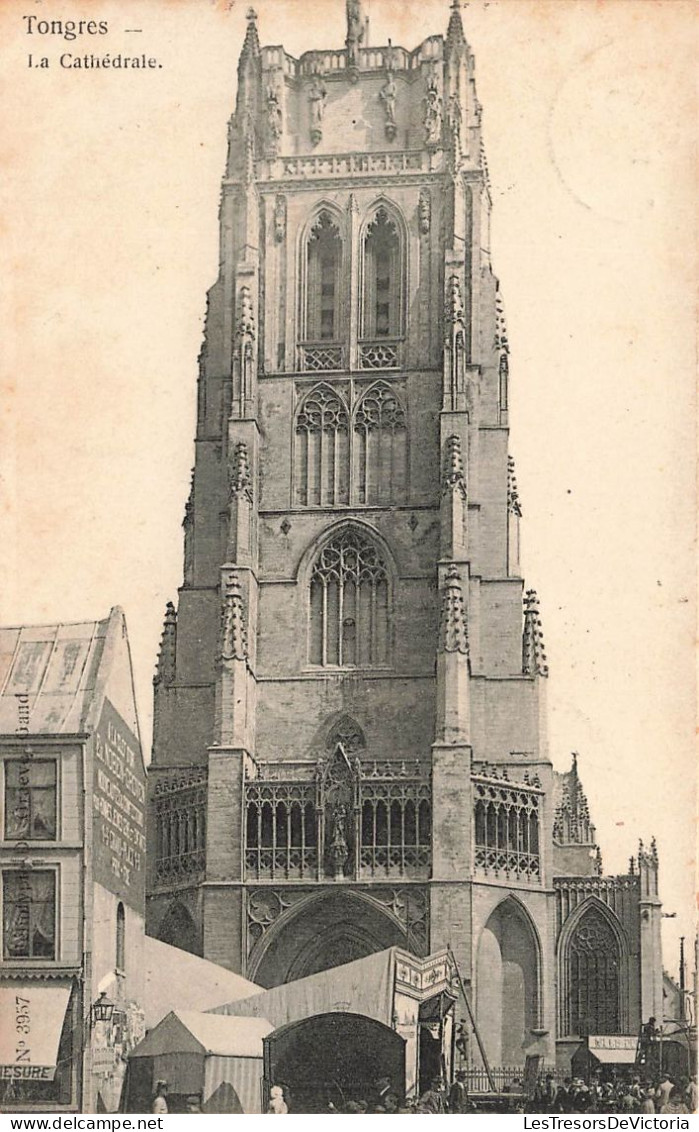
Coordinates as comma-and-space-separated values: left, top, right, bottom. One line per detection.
124, 1010, 273, 1113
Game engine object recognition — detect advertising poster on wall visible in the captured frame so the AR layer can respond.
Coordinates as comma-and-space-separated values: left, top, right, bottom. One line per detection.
93, 699, 147, 908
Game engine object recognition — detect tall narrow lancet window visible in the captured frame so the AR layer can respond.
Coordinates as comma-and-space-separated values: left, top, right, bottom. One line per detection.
295, 384, 350, 506
116, 901, 125, 972
353, 382, 407, 505
362, 207, 402, 339
309, 527, 390, 667
306, 211, 342, 342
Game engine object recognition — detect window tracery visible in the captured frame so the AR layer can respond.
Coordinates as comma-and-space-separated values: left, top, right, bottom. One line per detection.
293, 380, 406, 507
154, 769, 207, 884
294, 384, 350, 506
473, 775, 541, 884
309, 527, 390, 667
244, 782, 318, 880
353, 382, 407, 505
304, 210, 343, 346
567, 909, 621, 1036
244, 750, 432, 882
362, 207, 402, 340
297, 200, 407, 373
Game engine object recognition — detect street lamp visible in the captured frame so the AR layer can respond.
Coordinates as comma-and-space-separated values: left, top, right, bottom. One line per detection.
91, 991, 115, 1026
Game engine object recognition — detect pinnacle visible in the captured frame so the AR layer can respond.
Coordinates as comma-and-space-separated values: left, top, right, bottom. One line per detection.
522, 590, 549, 677
446, 0, 466, 46
154, 601, 177, 686
220, 572, 248, 662
446, 275, 464, 325
438, 565, 469, 656
230, 441, 252, 496
442, 435, 467, 495
507, 456, 522, 517
239, 7, 260, 68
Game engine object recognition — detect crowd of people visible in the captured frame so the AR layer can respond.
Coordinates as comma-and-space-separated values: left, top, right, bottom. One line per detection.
263, 1070, 697, 1115
526, 1072, 696, 1116
148, 1068, 697, 1115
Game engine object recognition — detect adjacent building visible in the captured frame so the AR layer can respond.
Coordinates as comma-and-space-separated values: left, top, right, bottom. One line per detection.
138, 0, 663, 1078
0, 608, 147, 1112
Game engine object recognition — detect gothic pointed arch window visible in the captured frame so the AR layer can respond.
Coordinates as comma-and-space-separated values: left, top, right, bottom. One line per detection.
305, 210, 343, 343
361, 206, 403, 342
353, 381, 407, 505
294, 383, 350, 506
566, 907, 621, 1036
115, 901, 125, 973
309, 527, 390, 667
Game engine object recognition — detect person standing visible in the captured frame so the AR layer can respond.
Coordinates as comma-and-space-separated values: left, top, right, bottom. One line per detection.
656, 1074, 674, 1109
448, 1070, 470, 1113
556, 1078, 572, 1112
661, 1086, 689, 1114
152, 1081, 168, 1114
536, 1074, 559, 1112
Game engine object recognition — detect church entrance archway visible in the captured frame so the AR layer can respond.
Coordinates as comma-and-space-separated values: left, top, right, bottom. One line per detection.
249, 890, 411, 988
263, 1012, 405, 1113
475, 898, 541, 1067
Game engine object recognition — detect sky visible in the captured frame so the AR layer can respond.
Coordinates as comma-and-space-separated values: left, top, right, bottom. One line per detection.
1, 0, 696, 980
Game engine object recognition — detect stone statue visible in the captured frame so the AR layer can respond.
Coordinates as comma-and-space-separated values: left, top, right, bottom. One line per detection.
347, 0, 364, 43
346, 0, 365, 69
423, 78, 442, 146
448, 93, 462, 149
380, 73, 397, 140
308, 75, 327, 145
266, 86, 283, 154
330, 804, 349, 878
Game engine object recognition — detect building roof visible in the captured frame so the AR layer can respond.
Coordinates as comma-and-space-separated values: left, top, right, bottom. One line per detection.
212, 946, 456, 1032
143, 936, 261, 1029
0, 606, 139, 739
177, 1011, 273, 1057
131, 1009, 273, 1060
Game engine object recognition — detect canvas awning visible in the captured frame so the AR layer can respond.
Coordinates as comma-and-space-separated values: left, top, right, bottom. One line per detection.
211, 947, 398, 1029
0, 981, 71, 1083
588, 1036, 637, 1065
212, 946, 457, 1031
589, 1047, 637, 1064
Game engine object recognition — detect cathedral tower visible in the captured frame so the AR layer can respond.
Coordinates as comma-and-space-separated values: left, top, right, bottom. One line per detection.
146, 0, 661, 1076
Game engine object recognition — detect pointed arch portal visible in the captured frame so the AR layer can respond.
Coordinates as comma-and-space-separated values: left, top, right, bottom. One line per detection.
476, 897, 542, 1066
249, 890, 411, 988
